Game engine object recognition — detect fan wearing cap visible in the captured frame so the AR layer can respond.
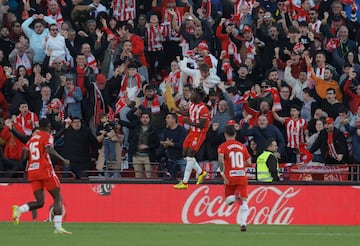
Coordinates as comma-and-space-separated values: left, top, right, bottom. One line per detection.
85, 73, 113, 132
196, 41, 218, 72
309, 117, 348, 164
54, 73, 83, 119
305, 54, 343, 102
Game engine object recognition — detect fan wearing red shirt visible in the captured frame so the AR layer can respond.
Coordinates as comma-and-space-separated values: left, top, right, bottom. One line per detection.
15, 101, 39, 136
174, 88, 209, 189
12, 118, 72, 234
218, 122, 251, 232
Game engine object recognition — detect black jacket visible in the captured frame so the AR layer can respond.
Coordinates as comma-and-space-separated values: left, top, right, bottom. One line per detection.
309, 128, 348, 164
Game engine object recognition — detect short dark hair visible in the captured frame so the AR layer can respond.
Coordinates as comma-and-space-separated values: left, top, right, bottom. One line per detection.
39, 118, 51, 128
265, 138, 276, 149
224, 124, 236, 136
290, 104, 301, 111
326, 87, 336, 94
167, 113, 178, 123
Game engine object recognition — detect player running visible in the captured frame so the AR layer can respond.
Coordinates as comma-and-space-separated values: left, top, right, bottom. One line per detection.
218, 121, 251, 231
12, 118, 72, 234
174, 88, 209, 189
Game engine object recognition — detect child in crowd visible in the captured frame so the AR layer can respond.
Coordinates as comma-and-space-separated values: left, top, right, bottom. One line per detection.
95, 113, 116, 169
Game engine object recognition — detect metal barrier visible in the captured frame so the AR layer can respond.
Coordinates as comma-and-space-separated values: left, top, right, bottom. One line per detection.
1, 164, 359, 183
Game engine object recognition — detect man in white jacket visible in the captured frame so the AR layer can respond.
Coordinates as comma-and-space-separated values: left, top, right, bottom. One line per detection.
41, 23, 71, 66
179, 57, 220, 94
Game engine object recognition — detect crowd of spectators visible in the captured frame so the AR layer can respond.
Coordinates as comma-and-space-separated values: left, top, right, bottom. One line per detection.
0, 0, 359, 180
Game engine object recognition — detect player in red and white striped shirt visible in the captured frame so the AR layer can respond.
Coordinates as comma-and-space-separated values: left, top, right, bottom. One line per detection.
174, 88, 209, 189
273, 104, 309, 163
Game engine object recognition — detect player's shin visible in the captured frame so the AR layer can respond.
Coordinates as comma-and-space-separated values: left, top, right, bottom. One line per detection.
53, 215, 63, 229
182, 157, 193, 183
240, 201, 249, 226
191, 157, 202, 175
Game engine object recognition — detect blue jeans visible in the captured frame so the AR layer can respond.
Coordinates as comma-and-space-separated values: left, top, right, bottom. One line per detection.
103, 139, 116, 163
168, 158, 186, 180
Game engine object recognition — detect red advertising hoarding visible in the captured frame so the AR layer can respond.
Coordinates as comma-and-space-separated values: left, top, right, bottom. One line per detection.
1, 183, 359, 225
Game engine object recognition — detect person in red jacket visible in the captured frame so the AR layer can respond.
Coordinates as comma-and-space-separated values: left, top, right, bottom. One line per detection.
0, 118, 26, 177
343, 68, 360, 114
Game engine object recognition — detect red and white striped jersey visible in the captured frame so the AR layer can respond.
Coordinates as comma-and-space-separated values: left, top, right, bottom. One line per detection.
161, 8, 182, 41
146, 24, 164, 52
285, 118, 307, 148
113, 0, 136, 22
188, 102, 210, 133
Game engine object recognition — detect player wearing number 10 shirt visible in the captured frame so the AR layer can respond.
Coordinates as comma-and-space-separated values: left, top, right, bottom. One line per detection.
218, 122, 251, 232
12, 118, 72, 234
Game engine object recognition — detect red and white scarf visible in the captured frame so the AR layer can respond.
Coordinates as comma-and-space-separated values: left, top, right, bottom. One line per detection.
93, 83, 105, 125
146, 24, 164, 52
245, 37, 256, 60
228, 41, 242, 65
86, 54, 98, 74
222, 62, 233, 85
206, 100, 218, 119
309, 20, 321, 34
16, 53, 32, 75
113, 0, 136, 22
162, 8, 182, 41
327, 132, 339, 160
263, 87, 282, 111
118, 73, 142, 98
201, 0, 212, 19
47, 7, 63, 29
143, 95, 161, 115
167, 70, 181, 94
115, 96, 127, 114
76, 66, 86, 96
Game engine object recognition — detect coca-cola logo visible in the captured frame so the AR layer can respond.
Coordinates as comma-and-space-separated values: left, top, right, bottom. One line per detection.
182, 186, 300, 225
89, 184, 115, 196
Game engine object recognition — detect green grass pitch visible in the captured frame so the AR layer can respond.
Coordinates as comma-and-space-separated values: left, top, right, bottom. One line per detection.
0, 223, 359, 246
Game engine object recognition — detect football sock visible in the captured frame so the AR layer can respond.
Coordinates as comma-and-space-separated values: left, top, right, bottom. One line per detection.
240, 201, 249, 226
191, 157, 202, 175
183, 157, 192, 183
225, 195, 236, 205
18, 204, 30, 213
53, 215, 63, 229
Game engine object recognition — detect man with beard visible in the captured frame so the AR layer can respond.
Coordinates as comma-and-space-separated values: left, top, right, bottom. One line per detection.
0, 26, 15, 64
139, 84, 168, 131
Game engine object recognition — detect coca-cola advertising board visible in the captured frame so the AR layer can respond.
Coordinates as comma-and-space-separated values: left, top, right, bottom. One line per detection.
1, 183, 360, 225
